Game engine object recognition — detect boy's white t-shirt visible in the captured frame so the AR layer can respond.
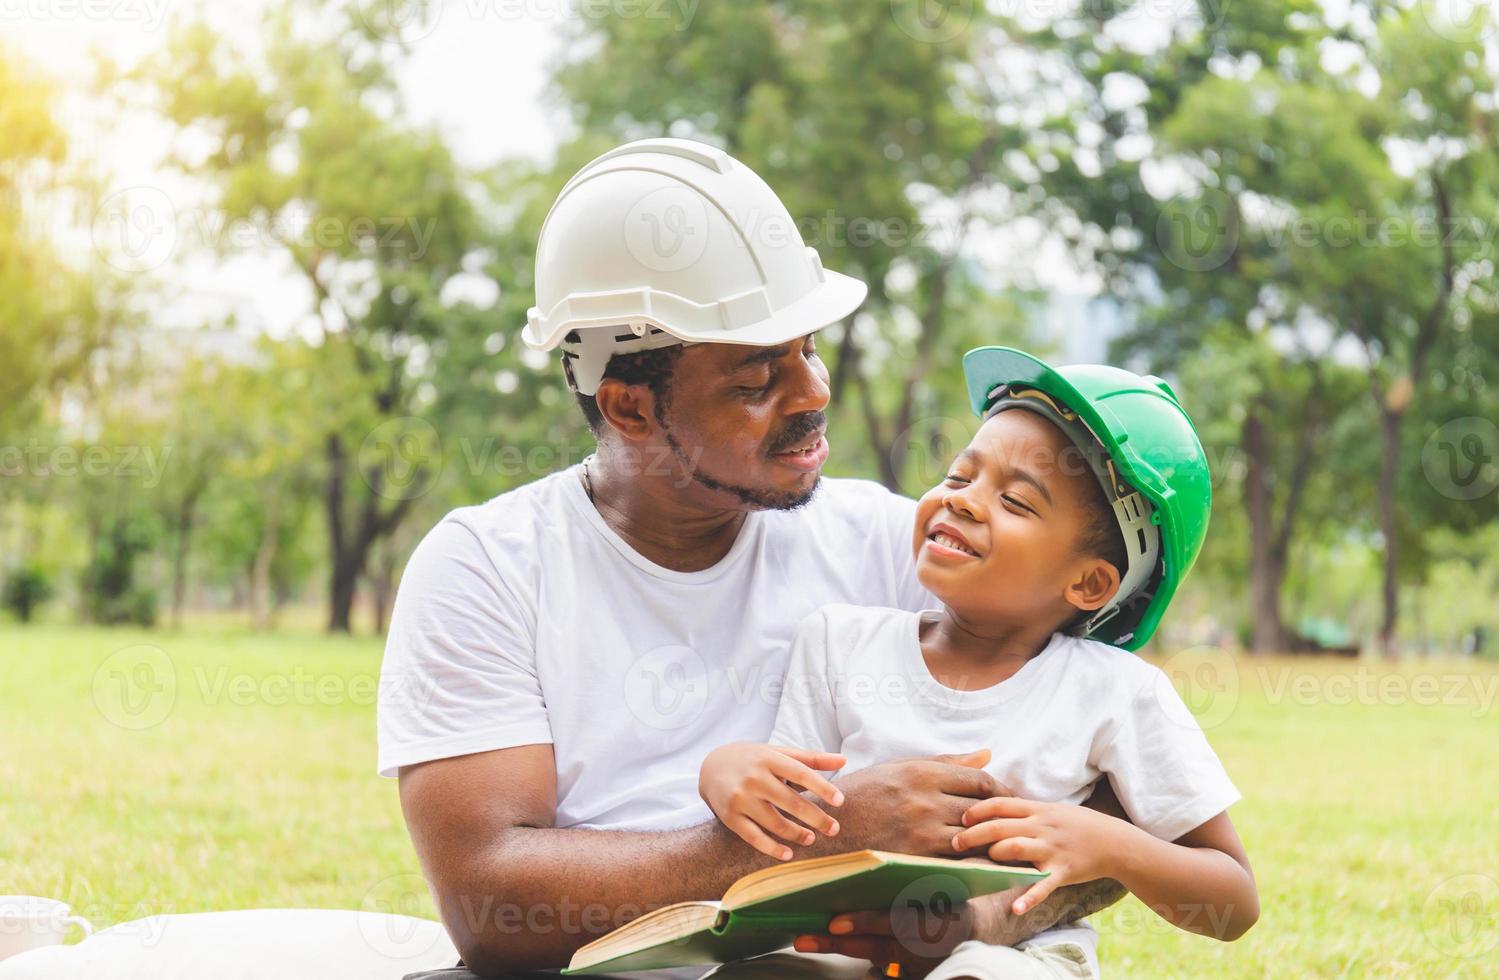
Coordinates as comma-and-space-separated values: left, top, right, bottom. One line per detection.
377, 466, 934, 831
770, 603, 1242, 959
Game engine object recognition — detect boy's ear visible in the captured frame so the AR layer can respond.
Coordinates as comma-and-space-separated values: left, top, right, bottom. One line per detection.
1063, 558, 1121, 613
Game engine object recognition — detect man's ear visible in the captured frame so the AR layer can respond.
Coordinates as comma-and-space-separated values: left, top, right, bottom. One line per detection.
1063, 558, 1122, 613
592, 379, 659, 442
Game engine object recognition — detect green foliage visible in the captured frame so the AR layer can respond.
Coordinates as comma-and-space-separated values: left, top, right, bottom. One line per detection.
1, 562, 53, 623
82, 514, 161, 627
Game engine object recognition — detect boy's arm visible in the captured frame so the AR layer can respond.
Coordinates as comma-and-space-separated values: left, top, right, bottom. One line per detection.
956, 800, 1258, 941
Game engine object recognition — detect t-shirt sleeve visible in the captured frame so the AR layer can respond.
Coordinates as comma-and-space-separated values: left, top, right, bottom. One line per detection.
1092, 665, 1242, 841
769, 608, 844, 754
376, 517, 553, 777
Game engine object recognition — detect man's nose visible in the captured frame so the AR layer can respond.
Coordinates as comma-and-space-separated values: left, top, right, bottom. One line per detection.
781, 348, 830, 416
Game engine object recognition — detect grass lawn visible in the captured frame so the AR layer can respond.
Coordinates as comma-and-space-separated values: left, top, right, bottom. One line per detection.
2, 624, 1496, 977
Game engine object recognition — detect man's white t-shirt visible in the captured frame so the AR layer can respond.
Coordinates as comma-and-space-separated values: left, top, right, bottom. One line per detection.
377, 466, 933, 832
769, 603, 1243, 963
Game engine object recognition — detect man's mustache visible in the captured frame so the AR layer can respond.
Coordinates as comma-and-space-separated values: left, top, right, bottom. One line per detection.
767, 411, 828, 454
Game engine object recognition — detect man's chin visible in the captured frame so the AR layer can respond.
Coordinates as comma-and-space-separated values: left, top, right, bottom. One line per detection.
698, 464, 822, 512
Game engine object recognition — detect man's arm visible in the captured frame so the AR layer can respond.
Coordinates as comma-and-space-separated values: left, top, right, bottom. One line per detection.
972, 777, 1128, 945
400, 744, 1003, 974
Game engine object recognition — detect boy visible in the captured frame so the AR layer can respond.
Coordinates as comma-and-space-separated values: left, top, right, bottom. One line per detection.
698, 347, 1257, 979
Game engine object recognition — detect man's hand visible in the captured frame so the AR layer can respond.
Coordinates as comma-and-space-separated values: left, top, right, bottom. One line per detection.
790, 903, 997, 980
698, 743, 847, 861
954, 796, 1134, 916
831, 749, 1004, 856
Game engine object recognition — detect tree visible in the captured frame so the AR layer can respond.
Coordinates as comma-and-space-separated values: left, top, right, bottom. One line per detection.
137, 3, 487, 631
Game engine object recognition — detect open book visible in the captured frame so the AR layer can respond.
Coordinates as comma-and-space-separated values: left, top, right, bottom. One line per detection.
564, 850, 1046, 974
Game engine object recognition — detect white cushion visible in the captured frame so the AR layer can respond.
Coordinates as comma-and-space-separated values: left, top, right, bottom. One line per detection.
0, 908, 459, 980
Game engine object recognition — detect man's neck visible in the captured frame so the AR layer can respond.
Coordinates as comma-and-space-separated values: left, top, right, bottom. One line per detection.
583, 452, 750, 573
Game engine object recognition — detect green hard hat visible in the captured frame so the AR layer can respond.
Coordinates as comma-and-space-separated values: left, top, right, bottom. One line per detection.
962, 346, 1212, 650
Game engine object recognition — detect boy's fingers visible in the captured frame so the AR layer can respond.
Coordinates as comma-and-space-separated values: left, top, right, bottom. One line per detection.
770, 756, 845, 808
753, 800, 817, 848
963, 795, 1032, 825
768, 785, 840, 837
985, 836, 1041, 864
772, 745, 847, 773
951, 817, 1030, 851
730, 816, 793, 862
1012, 874, 1062, 916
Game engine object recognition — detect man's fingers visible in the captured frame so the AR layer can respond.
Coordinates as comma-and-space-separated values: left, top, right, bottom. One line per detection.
826, 910, 895, 936
768, 755, 846, 809
929, 748, 992, 770
951, 817, 1031, 852
729, 816, 793, 862
794, 935, 902, 962
772, 745, 847, 774
963, 795, 1034, 825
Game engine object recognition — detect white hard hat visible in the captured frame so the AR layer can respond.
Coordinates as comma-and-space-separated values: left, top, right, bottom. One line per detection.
524, 138, 868, 395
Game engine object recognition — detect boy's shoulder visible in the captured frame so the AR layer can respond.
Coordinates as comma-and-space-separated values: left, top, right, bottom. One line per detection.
798, 603, 920, 665
1046, 632, 1166, 692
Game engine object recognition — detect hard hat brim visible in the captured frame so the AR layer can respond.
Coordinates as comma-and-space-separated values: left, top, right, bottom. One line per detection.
524, 268, 867, 351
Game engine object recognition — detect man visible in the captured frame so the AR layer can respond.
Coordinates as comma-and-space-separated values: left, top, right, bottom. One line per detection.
379, 139, 1123, 980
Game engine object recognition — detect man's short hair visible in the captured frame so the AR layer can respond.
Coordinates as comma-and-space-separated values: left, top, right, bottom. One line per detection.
568, 331, 685, 434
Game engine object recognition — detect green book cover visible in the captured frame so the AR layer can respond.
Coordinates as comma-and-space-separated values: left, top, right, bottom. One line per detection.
564, 851, 1046, 975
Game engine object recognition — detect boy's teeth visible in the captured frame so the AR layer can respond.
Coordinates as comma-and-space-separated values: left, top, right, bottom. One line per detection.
932, 532, 976, 556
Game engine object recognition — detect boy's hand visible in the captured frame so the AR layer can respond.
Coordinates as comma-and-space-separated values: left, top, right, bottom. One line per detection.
953, 796, 1136, 915
699, 742, 846, 861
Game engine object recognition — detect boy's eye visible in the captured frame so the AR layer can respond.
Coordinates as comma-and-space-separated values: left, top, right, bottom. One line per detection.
943, 473, 970, 485
1001, 493, 1035, 515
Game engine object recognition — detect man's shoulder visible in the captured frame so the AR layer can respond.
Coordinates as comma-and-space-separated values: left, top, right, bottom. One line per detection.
442, 466, 580, 538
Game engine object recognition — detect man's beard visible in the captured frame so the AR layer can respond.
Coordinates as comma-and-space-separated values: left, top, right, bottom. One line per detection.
662, 412, 826, 512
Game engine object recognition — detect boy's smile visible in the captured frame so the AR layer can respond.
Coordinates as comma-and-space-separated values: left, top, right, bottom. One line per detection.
912, 408, 1122, 636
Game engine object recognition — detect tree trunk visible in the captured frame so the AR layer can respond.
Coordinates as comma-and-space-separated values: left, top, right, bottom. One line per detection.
249, 499, 280, 632
1242, 412, 1286, 653
369, 542, 399, 636
1376, 405, 1402, 658
324, 431, 420, 633
329, 553, 361, 634
170, 492, 199, 631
